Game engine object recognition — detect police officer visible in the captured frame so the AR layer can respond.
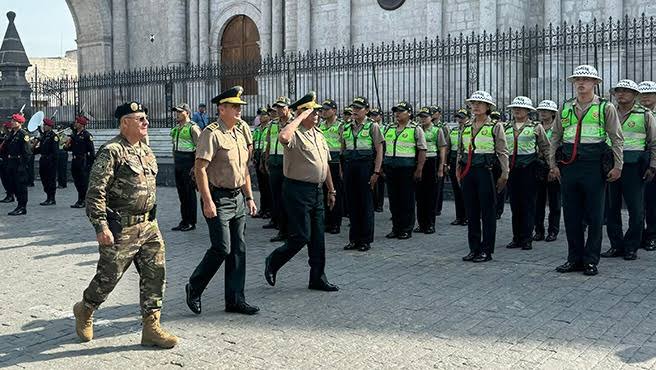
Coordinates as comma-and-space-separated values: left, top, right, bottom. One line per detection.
550, 65, 624, 276
368, 108, 386, 212
504, 97, 550, 251
534, 100, 561, 242
253, 106, 272, 219
264, 91, 339, 292
639, 80, 656, 250
170, 103, 201, 232
0, 121, 14, 203
490, 110, 507, 220
33, 117, 59, 205
74, 101, 178, 348
342, 97, 385, 251
458, 91, 509, 263
430, 105, 448, 216
319, 98, 344, 234
601, 79, 656, 260
343, 107, 353, 123
384, 101, 428, 239
65, 115, 95, 208
185, 86, 259, 316
448, 108, 469, 226
56, 123, 68, 188
4, 112, 31, 215
415, 106, 447, 234
263, 96, 292, 242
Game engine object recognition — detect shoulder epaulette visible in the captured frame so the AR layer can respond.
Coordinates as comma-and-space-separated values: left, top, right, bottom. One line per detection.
206, 122, 219, 131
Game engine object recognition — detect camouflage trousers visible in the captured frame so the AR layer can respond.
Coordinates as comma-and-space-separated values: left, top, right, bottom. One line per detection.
83, 220, 166, 315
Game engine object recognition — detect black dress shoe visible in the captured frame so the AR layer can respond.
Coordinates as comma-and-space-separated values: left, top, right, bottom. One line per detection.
262, 222, 277, 229
179, 224, 196, 232
555, 262, 584, 273
0, 195, 14, 203
343, 242, 359, 250
171, 224, 184, 231
460, 219, 468, 226
545, 233, 558, 242
397, 232, 411, 240
8, 207, 26, 216
185, 283, 201, 314
506, 241, 521, 249
326, 227, 340, 234
40, 199, 56, 206
533, 232, 545, 241
358, 243, 371, 252
270, 233, 286, 242
308, 280, 339, 292
601, 248, 623, 258
624, 251, 638, 260
645, 240, 656, 251
385, 231, 398, 239
462, 252, 476, 261
70, 202, 85, 208
264, 255, 276, 286
413, 226, 424, 233
450, 219, 461, 226
425, 226, 435, 234
583, 264, 598, 276
225, 302, 260, 315
521, 242, 533, 250
496, 214, 502, 220
472, 252, 492, 263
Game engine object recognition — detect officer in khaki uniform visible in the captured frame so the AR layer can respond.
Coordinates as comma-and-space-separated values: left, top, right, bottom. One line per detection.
384, 101, 428, 240
263, 96, 293, 241
639, 81, 656, 250
550, 65, 624, 276
185, 86, 260, 316
74, 101, 177, 349
264, 92, 339, 292
601, 79, 656, 260
319, 98, 345, 234
415, 106, 448, 234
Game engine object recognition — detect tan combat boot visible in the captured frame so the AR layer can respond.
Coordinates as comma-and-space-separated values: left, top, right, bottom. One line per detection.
73, 301, 94, 342
141, 311, 178, 349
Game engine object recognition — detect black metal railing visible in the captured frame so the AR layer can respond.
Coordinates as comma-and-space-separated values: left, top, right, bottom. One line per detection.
30, 14, 656, 129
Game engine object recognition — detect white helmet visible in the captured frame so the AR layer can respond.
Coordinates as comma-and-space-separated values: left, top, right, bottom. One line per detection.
612, 79, 640, 93
507, 96, 536, 111
638, 81, 656, 94
536, 100, 558, 112
466, 90, 496, 107
567, 64, 602, 82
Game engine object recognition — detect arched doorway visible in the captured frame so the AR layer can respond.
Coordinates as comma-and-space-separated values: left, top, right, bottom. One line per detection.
221, 15, 260, 95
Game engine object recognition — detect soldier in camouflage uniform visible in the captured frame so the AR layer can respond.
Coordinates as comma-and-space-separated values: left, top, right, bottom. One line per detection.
73, 101, 178, 349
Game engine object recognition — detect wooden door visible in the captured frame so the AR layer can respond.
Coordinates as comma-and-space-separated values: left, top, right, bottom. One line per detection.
221, 15, 260, 94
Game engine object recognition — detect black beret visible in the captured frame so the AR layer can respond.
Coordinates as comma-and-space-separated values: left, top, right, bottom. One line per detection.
115, 101, 148, 119
211, 86, 247, 105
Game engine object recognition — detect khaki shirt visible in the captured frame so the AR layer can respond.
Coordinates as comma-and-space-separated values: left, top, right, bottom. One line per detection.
237, 120, 253, 146
283, 125, 331, 184
549, 95, 624, 169
618, 106, 656, 168
196, 120, 249, 189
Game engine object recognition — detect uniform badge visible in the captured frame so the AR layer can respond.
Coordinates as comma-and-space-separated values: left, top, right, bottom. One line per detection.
23, 135, 29, 142
130, 102, 139, 111
628, 121, 636, 128
361, 130, 369, 137
591, 111, 599, 119
482, 128, 489, 135
402, 132, 408, 138
54, 136, 59, 142
90, 136, 94, 141
561, 117, 570, 125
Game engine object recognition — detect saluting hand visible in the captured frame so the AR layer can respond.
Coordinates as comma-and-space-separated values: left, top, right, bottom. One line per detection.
606, 168, 621, 182
203, 200, 217, 218
246, 199, 258, 216
643, 167, 656, 183
96, 229, 114, 247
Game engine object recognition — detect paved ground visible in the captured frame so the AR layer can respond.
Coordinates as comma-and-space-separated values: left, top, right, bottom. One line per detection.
2, 186, 656, 369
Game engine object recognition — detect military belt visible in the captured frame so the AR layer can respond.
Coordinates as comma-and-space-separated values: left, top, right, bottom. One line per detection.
211, 186, 241, 198
120, 212, 150, 227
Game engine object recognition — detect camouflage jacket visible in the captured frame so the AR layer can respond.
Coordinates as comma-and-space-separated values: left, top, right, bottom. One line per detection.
86, 135, 158, 233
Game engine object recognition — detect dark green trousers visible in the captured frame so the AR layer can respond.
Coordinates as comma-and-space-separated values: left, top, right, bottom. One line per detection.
267, 178, 327, 284
268, 164, 287, 235
462, 166, 497, 254
189, 189, 246, 305
561, 160, 606, 265
607, 162, 645, 253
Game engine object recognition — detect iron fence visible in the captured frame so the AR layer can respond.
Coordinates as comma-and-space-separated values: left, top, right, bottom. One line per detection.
30, 14, 656, 129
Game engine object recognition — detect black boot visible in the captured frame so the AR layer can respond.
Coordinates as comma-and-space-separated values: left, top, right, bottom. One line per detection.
8, 206, 26, 216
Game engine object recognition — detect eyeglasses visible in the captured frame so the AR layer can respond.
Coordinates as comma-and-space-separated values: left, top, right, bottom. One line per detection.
127, 115, 148, 123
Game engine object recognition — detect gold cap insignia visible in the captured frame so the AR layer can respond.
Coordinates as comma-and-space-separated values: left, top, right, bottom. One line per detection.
130, 102, 139, 111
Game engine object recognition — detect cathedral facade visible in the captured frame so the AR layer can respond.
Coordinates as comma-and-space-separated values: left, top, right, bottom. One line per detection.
68, 0, 654, 75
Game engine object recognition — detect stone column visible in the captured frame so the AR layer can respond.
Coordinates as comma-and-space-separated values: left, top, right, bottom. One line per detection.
199, 0, 210, 64
478, 0, 497, 33
296, 2, 311, 52
271, 0, 284, 56
337, 0, 351, 48
188, 0, 199, 65
167, 0, 187, 66
111, 0, 129, 71
544, 0, 561, 29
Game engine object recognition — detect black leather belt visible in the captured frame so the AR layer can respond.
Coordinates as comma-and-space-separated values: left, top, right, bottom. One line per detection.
211, 186, 241, 197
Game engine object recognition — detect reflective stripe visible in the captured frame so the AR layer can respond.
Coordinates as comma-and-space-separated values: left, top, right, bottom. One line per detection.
561, 100, 607, 144
424, 125, 439, 157
506, 123, 537, 155
384, 124, 417, 158
461, 123, 495, 154
449, 127, 460, 151
170, 123, 196, 152
267, 122, 282, 155
622, 106, 647, 151
343, 121, 373, 151
319, 120, 343, 151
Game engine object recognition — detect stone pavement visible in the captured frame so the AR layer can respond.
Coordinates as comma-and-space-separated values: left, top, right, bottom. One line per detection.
2, 186, 656, 369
